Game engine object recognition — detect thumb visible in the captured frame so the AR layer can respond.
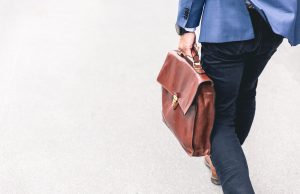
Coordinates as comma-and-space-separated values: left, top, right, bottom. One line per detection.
182, 47, 192, 57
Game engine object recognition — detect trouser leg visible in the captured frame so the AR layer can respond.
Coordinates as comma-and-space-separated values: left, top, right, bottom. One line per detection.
200, 40, 282, 194
235, 77, 257, 146
199, 6, 284, 194
234, 6, 284, 146
201, 42, 255, 194
235, 46, 282, 145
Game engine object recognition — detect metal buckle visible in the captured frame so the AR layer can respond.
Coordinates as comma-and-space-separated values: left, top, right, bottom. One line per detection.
172, 94, 179, 110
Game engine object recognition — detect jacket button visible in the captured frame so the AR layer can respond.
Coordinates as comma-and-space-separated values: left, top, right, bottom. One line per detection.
184, 8, 189, 19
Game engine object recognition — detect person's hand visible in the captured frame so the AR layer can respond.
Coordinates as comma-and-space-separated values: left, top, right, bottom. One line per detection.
178, 32, 196, 57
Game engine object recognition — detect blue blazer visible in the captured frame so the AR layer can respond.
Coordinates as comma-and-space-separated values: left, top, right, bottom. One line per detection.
176, 0, 300, 46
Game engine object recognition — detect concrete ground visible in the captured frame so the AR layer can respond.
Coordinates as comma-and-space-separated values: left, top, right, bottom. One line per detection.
0, 0, 299, 193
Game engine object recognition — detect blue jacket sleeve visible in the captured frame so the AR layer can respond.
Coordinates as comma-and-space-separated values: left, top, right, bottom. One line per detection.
176, 0, 206, 28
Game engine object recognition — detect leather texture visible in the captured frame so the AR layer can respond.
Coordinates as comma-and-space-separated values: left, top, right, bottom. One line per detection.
156, 50, 215, 156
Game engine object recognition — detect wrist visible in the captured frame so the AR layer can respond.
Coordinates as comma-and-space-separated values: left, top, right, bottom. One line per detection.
175, 24, 196, 35
183, 27, 196, 32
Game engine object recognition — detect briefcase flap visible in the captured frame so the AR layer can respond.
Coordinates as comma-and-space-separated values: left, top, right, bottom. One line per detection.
157, 50, 213, 115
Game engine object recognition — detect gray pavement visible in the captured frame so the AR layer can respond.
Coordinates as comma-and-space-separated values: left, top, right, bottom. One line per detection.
0, 0, 299, 193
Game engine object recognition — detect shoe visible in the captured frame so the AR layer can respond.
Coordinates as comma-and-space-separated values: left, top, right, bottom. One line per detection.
204, 155, 221, 185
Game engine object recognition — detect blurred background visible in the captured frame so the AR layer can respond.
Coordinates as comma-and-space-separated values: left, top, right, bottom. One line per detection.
0, 0, 299, 193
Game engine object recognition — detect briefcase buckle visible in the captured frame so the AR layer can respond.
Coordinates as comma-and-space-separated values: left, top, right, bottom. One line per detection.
172, 94, 179, 110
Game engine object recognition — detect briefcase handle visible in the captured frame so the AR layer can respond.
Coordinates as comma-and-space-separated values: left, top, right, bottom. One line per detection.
177, 43, 206, 74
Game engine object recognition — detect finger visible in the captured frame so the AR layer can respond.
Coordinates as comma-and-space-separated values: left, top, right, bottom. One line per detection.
179, 44, 192, 56
179, 48, 192, 56
193, 43, 200, 52
182, 48, 192, 57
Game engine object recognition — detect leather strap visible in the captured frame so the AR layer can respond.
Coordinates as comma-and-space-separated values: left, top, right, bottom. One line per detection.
191, 43, 200, 63
177, 44, 206, 74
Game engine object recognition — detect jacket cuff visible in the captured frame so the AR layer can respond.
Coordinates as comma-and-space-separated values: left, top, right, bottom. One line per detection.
184, 27, 196, 32
176, 0, 205, 28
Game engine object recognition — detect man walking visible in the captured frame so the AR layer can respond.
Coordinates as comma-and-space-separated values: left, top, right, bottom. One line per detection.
175, 0, 299, 193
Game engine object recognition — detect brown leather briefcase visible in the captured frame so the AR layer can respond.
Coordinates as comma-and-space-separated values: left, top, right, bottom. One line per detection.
156, 46, 215, 157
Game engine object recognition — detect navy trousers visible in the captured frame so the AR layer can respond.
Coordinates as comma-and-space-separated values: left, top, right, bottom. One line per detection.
200, 7, 283, 194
